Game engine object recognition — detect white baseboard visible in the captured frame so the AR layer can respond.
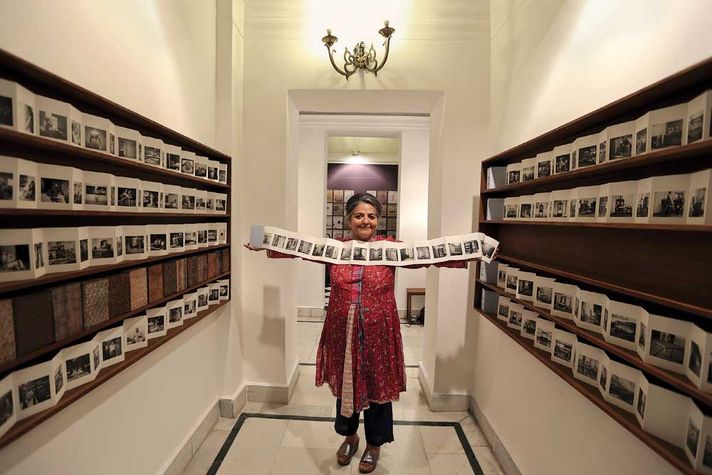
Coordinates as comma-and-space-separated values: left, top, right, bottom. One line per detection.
218, 383, 248, 418
469, 396, 522, 475
246, 361, 300, 404
417, 363, 469, 412
161, 401, 220, 475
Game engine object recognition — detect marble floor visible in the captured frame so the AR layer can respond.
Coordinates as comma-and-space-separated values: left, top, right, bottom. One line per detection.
181, 321, 503, 475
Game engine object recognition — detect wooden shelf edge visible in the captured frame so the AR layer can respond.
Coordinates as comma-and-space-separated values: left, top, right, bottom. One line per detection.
495, 254, 712, 319
0, 244, 230, 295
0, 298, 231, 450
474, 308, 696, 475
0, 270, 231, 376
479, 219, 712, 232
0, 49, 231, 162
483, 56, 712, 165
482, 140, 712, 195
476, 279, 712, 407
0, 129, 230, 190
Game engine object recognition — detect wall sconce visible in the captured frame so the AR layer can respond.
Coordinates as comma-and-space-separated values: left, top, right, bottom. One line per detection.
321, 21, 395, 80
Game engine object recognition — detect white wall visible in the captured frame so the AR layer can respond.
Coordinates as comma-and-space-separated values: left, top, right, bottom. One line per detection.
474, 1, 712, 474
0, 1, 244, 473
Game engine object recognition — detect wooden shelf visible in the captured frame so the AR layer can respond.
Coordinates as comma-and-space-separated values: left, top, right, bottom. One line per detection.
0, 129, 230, 191
0, 298, 230, 450
0, 49, 230, 163
477, 278, 712, 407
480, 219, 712, 232
483, 56, 712, 166
495, 254, 712, 320
0, 271, 230, 376
0, 244, 229, 295
482, 140, 712, 197
475, 309, 695, 475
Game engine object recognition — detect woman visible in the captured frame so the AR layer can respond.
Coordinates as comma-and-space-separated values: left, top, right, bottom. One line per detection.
250, 193, 472, 473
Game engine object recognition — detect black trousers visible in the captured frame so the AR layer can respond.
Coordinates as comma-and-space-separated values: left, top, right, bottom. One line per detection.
334, 399, 394, 447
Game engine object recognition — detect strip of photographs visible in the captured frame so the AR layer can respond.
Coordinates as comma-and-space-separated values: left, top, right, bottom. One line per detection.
250, 225, 499, 266
486, 168, 711, 225
0, 156, 227, 214
0, 278, 229, 441
0, 223, 227, 283
0, 79, 227, 185
481, 261, 712, 394
485, 89, 712, 190
481, 286, 712, 474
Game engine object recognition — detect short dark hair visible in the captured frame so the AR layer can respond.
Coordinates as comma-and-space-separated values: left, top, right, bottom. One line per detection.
345, 192, 382, 218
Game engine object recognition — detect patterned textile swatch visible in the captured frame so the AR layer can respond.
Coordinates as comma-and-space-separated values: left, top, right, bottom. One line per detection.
129, 267, 148, 310
207, 252, 218, 279
198, 254, 208, 282
187, 256, 199, 287
82, 277, 109, 329
52, 282, 84, 341
148, 264, 164, 303
221, 248, 230, 273
13, 290, 55, 356
109, 272, 131, 318
163, 260, 177, 296
175, 258, 186, 292
0, 299, 16, 365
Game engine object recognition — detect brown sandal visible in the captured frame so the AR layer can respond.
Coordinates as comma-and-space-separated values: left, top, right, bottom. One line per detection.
336, 436, 359, 466
358, 446, 380, 473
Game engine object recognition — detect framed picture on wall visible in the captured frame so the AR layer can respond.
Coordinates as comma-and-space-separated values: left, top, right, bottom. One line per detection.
333, 216, 344, 230
387, 203, 397, 217
326, 203, 333, 216
388, 191, 398, 203
377, 190, 387, 203
333, 189, 343, 202
344, 190, 354, 201
326, 189, 333, 202
332, 202, 343, 216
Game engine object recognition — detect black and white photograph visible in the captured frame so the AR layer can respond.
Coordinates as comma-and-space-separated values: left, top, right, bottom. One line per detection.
369, 248, 382, 261
580, 302, 602, 326
170, 232, 184, 249
598, 141, 607, 163
19, 376, 51, 410
576, 355, 599, 380
521, 166, 535, 181
198, 293, 208, 307
207, 229, 217, 243
609, 134, 633, 160
181, 158, 195, 174
324, 245, 337, 259
635, 128, 647, 155
150, 234, 167, 251
463, 239, 479, 254
536, 328, 552, 349
169, 307, 182, 323
91, 238, 114, 259
18, 174, 35, 201
39, 111, 67, 140
352, 247, 366, 261
517, 279, 533, 297
519, 203, 532, 219
85, 184, 108, 205
399, 247, 414, 262
85, 126, 107, 151
555, 154, 570, 173
216, 199, 226, 212
599, 365, 608, 389
507, 170, 520, 184
185, 232, 197, 247
126, 235, 145, 254
148, 315, 165, 334
66, 354, 91, 382
609, 314, 637, 342
93, 345, 100, 370
636, 387, 646, 418
208, 166, 218, 180
181, 195, 195, 210
71, 120, 81, 145
687, 419, 700, 458
0, 172, 12, 200
0, 245, 30, 272
298, 240, 313, 255
0, 389, 13, 427
22, 104, 34, 132
610, 194, 634, 217
34, 242, 43, 268
636, 193, 649, 217
535, 201, 549, 218
340, 248, 351, 261
143, 190, 160, 209
498, 302, 509, 320
578, 145, 597, 167
165, 193, 179, 209
385, 248, 398, 261
609, 374, 635, 405
144, 146, 161, 166
537, 161, 551, 178
553, 340, 573, 363
508, 310, 522, 328
102, 337, 122, 360
688, 111, 704, 143
219, 285, 228, 297
448, 242, 463, 256
73, 182, 82, 205
195, 197, 206, 211
195, 162, 207, 177
0, 96, 11, 126
704, 436, 712, 469
552, 200, 567, 218
185, 299, 197, 315
598, 196, 608, 217
127, 326, 146, 345
117, 187, 137, 207
652, 190, 685, 217
41, 177, 69, 203
523, 319, 536, 337
48, 241, 76, 265
577, 198, 596, 217
689, 340, 702, 377
416, 246, 431, 260
431, 244, 446, 259
651, 119, 683, 149
536, 286, 552, 304
116, 238, 122, 257
506, 274, 518, 292
166, 153, 181, 171
553, 292, 572, 313
689, 188, 706, 218
505, 205, 518, 218
650, 330, 685, 364
118, 137, 138, 159
638, 323, 647, 350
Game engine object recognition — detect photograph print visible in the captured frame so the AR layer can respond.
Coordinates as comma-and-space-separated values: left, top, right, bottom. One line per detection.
150, 234, 166, 251
689, 188, 706, 218
22, 104, 34, 133
688, 111, 704, 143
579, 302, 602, 326
638, 323, 647, 350
609, 314, 636, 343
518, 279, 533, 297
599, 365, 608, 390
610, 194, 634, 217
127, 326, 146, 345
399, 247, 414, 262
385, 247, 398, 262
521, 166, 535, 182
34, 242, 43, 269
324, 245, 337, 259
73, 182, 83, 205
553, 340, 573, 363
66, 354, 91, 383
507, 170, 520, 184
17, 174, 35, 202
0, 244, 30, 272
170, 232, 184, 249
537, 161, 551, 178
652, 190, 685, 217
578, 145, 597, 167
143, 190, 160, 209
102, 337, 122, 360
552, 200, 568, 218
448, 242, 463, 256
339, 247, 352, 261
118, 138, 137, 159
85, 126, 106, 151
689, 340, 702, 377
508, 310, 522, 328
651, 119, 683, 150
39, 111, 68, 140
464, 239, 480, 255
523, 319, 536, 337
311, 244, 325, 257
85, 184, 108, 205
169, 307, 182, 323
0, 389, 12, 428
18, 375, 51, 410
416, 246, 431, 260
555, 154, 571, 174
598, 141, 607, 163
636, 128, 647, 155
298, 240, 313, 255
553, 292, 572, 313
498, 302, 509, 320
598, 196, 608, 218
609, 134, 632, 160
181, 195, 195, 210
650, 330, 685, 364
636, 387, 646, 418
71, 120, 81, 145
117, 187, 137, 207
369, 248, 382, 261
166, 153, 181, 171
48, 240, 76, 265
144, 146, 161, 166
41, 177, 69, 203
285, 237, 298, 252
519, 203, 532, 219
126, 235, 145, 254
577, 198, 596, 217
147, 315, 165, 334
636, 193, 649, 217
536, 328, 552, 349
91, 238, 114, 259
0, 96, 11, 126
536, 286, 552, 304
704, 436, 712, 469
181, 158, 195, 174
688, 419, 700, 458
431, 244, 447, 259
0, 172, 12, 201
576, 354, 599, 380
609, 374, 635, 406
194, 162, 207, 177
352, 247, 367, 261
164, 193, 179, 209
482, 240, 496, 260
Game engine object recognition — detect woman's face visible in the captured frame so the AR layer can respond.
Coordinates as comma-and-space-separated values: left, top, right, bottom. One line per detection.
349, 202, 379, 241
